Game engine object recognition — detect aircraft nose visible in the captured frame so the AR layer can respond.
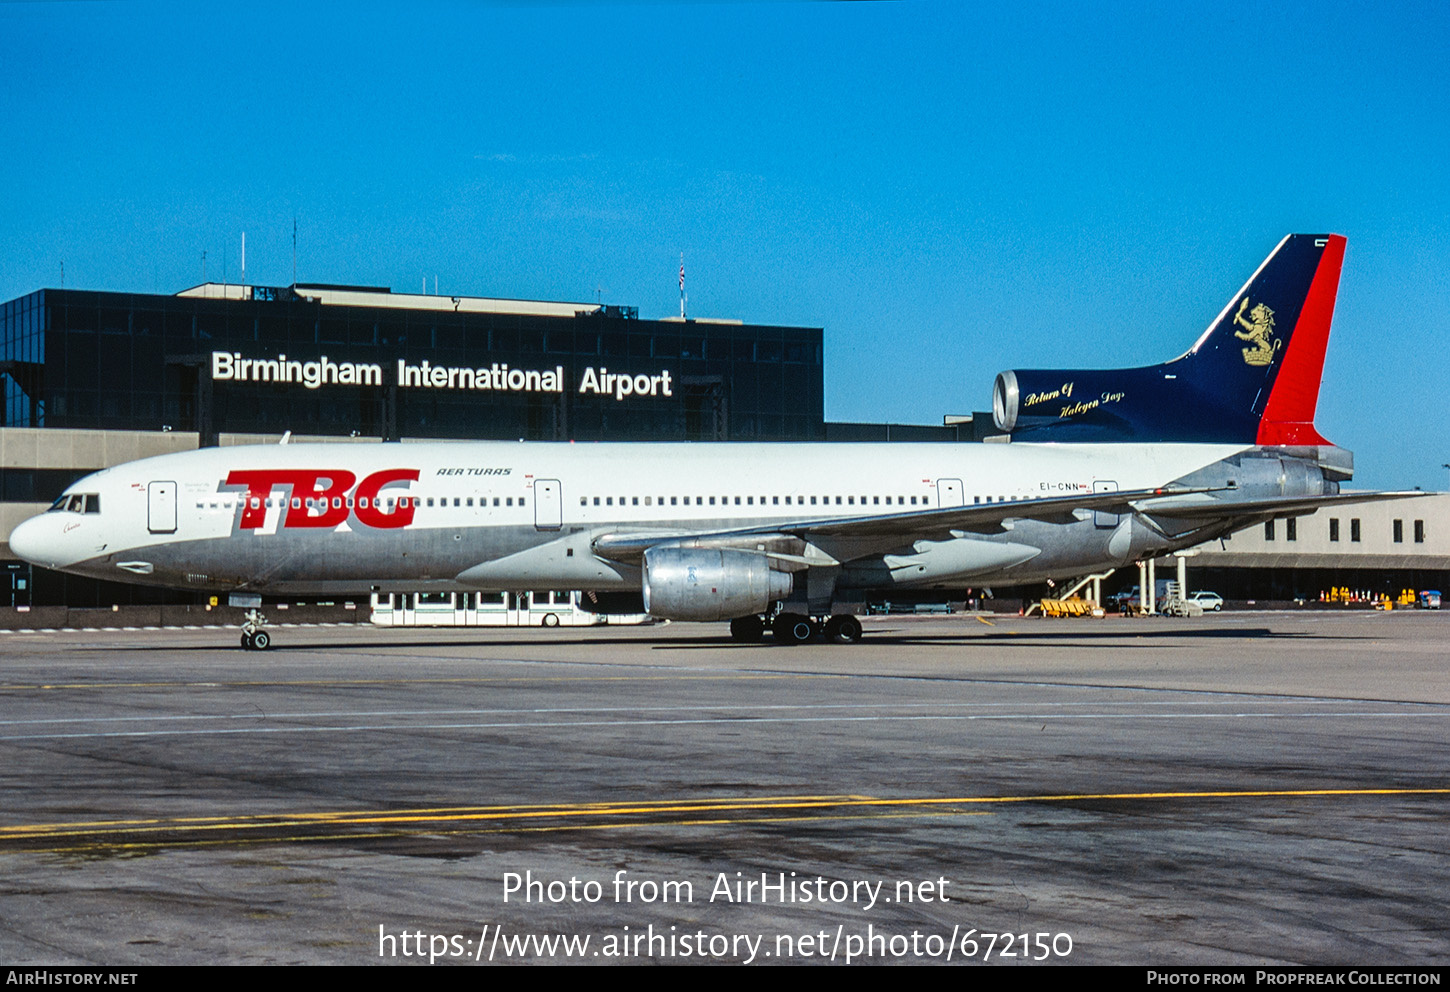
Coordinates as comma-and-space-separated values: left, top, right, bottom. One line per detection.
8, 514, 73, 569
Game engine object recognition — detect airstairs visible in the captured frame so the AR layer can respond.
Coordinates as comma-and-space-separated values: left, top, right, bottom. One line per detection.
1026, 569, 1114, 618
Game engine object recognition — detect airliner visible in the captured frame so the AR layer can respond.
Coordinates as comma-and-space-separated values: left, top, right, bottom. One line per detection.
9, 234, 1391, 648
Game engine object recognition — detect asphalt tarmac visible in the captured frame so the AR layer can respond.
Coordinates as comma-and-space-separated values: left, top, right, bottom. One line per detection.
0, 611, 1446, 966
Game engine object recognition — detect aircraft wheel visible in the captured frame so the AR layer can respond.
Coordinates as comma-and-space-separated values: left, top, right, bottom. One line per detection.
729, 615, 765, 642
824, 615, 863, 644
241, 633, 254, 650
772, 613, 814, 646
541, 613, 560, 627
251, 630, 271, 651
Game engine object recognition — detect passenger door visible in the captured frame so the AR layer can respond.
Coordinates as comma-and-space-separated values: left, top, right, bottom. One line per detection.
534, 479, 562, 530
147, 481, 177, 534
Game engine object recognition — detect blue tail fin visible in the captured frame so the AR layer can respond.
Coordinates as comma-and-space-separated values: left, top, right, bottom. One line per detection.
992, 234, 1345, 444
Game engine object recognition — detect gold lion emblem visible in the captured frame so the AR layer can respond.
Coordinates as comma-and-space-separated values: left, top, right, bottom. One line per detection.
1232, 297, 1281, 367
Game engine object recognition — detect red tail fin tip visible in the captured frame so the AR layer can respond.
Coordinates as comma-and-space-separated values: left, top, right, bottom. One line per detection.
1255, 234, 1345, 446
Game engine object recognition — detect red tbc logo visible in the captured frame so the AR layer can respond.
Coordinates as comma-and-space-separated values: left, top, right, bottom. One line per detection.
225, 469, 420, 529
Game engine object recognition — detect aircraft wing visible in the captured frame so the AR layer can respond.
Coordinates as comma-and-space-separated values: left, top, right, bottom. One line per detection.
591, 486, 1423, 566
591, 485, 1209, 563
1137, 489, 1427, 520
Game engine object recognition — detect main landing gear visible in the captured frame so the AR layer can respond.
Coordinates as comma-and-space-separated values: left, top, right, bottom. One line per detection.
239, 608, 272, 651
729, 612, 863, 646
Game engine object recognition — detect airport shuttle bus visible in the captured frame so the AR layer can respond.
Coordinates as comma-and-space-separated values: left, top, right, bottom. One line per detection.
370, 589, 651, 627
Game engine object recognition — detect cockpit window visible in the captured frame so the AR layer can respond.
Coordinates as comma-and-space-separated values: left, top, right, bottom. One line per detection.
48, 493, 101, 514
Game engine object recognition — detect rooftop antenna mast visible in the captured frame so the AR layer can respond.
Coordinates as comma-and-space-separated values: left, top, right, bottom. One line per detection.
679, 253, 686, 320
292, 215, 298, 285
241, 231, 246, 286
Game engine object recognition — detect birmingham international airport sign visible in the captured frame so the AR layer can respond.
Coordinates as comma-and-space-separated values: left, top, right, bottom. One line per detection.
210, 351, 675, 401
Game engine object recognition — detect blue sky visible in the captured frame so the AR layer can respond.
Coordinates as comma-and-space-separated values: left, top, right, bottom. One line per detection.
4, 1, 1447, 489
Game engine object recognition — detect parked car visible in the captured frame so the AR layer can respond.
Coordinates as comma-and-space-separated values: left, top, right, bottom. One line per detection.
1187, 590, 1224, 611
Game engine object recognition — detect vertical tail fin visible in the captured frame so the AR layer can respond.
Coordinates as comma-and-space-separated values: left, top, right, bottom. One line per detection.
993, 234, 1346, 444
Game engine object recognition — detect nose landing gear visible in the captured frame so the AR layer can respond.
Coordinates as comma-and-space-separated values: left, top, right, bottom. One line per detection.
240, 609, 272, 650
